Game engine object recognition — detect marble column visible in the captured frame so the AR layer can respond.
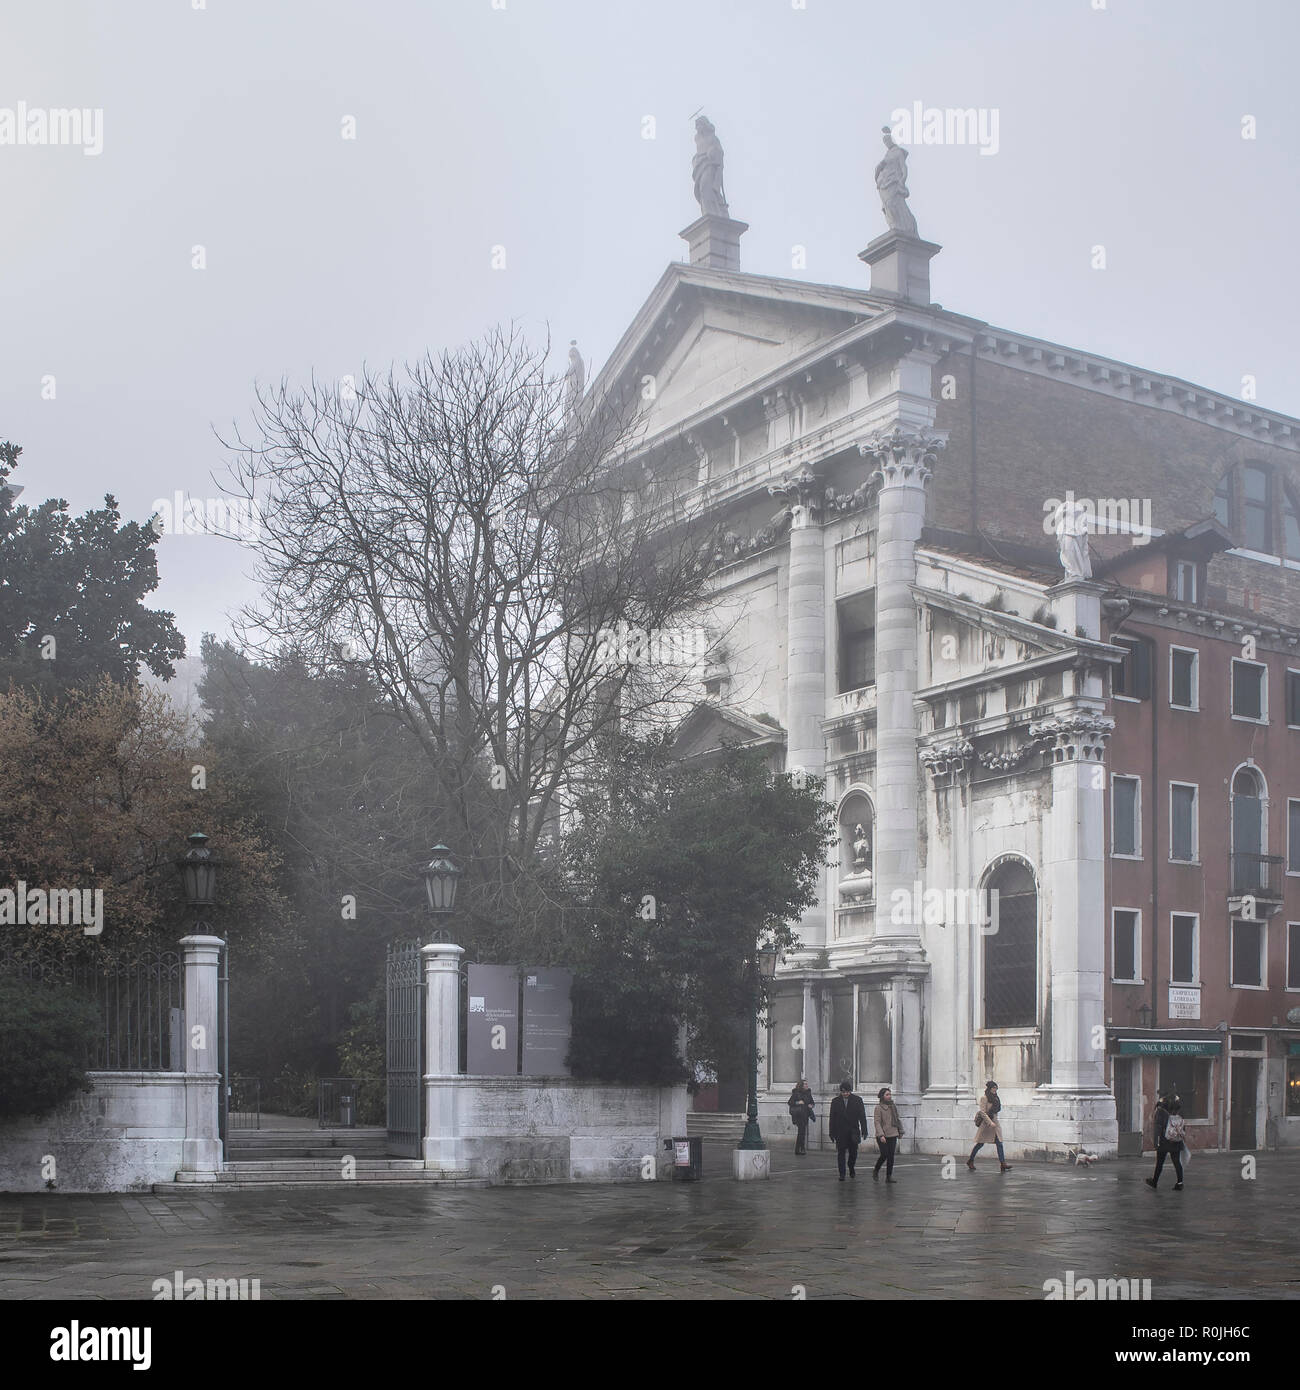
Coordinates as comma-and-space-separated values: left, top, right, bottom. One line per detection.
179, 934, 224, 1175
861, 428, 941, 952
422, 942, 465, 1171
777, 471, 828, 952
1028, 711, 1119, 1152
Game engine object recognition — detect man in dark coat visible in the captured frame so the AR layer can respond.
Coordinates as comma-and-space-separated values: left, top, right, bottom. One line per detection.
828, 1080, 868, 1180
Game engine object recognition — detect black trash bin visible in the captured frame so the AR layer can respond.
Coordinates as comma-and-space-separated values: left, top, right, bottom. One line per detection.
666, 1135, 703, 1181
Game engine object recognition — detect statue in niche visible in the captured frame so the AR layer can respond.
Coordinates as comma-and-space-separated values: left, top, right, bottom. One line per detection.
692, 115, 729, 218
1050, 495, 1093, 579
564, 340, 585, 417
852, 822, 871, 872
874, 126, 919, 237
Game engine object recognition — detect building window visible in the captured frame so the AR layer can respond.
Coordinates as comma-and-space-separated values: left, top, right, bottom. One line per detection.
1289, 801, 1300, 874
1170, 648, 1198, 710
1230, 919, 1265, 988
1290, 923, 1300, 990
1231, 660, 1266, 722
1170, 783, 1198, 862
1242, 464, 1272, 552
1159, 1058, 1211, 1122
982, 860, 1037, 1029
1112, 775, 1141, 857
1171, 560, 1199, 603
1214, 463, 1300, 560
1114, 637, 1153, 700
1171, 913, 1198, 984
837, 593, 875, 694
1230, 766, 1267, 897
1286, 494, 1300, 562
1113, 909, 1140, 982
1287, 671, 1300, 727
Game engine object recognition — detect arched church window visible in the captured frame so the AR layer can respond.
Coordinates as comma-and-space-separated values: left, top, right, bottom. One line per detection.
982, 860, 1037, 1029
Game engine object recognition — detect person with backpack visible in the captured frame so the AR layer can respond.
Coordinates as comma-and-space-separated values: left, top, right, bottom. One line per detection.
1145, 1095, 1186, 1190
828, 1080, 869, 1180
872, 1086, 903, 1182
788, 1079, 815, 1156
966, 1080, 1012, 1172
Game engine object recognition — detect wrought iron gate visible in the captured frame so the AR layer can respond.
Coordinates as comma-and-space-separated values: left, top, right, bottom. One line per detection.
386, 940, 424, 1157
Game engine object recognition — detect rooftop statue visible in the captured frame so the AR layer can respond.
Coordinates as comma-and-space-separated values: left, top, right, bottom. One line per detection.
874, 126, 918, 237
692, 115, 729, 219
564, 340, 585, 416
1050, 496, 1093, 579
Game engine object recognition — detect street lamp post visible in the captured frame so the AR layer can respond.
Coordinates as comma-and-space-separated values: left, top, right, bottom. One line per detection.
176, 831, 221, 929
175, 832, 226, 1147
421, 844, 462, 941
737, 944, 782, 1151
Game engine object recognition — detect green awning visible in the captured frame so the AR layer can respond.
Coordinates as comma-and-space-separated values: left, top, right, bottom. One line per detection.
1118, 1039, 1221, 1056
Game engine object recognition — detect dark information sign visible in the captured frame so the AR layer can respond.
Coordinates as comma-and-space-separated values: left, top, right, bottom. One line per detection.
467, 963, 519, 1075
522, 968, 573, 1077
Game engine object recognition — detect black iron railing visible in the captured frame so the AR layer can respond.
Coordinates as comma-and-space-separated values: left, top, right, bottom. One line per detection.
229, 1075, 261, 1130
318, 1076, 383, 1128
0, 939, 182, 1070
1230, 852, 1284, 900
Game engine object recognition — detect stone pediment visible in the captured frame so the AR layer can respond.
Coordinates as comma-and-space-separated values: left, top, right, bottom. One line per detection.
672, 702, 786, 761
586, 265, 879, 444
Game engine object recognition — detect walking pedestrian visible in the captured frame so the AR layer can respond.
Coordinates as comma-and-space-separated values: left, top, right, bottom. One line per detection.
873, 1086, 903, 1182
966, 1080, 1012, 1172
788, 1078, 815, 1156
828, 1080, 868, 1180
1145, 1095, 1186, 1191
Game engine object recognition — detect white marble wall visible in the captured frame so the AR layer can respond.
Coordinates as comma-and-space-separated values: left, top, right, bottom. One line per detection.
0, 1071, 201, 1192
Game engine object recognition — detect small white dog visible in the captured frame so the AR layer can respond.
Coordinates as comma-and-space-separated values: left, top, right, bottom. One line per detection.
1072, 1149, 1099, 1166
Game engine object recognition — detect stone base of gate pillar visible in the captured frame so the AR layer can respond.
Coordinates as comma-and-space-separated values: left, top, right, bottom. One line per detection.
422, 1075, 465, 1170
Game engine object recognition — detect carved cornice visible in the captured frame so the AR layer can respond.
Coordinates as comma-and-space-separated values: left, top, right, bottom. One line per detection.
1028, 711, 1115, 764
858, 426, 944, 486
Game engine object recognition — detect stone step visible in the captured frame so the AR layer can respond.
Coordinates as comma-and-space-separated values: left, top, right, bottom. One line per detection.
153, 1175, 488, 1192
225, 1147, 392, 1160
227, 1159, 429, 1172
686, 1112, 747, 1142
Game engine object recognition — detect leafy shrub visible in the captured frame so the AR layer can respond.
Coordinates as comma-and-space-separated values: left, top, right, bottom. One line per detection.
0, 977, 100, 1119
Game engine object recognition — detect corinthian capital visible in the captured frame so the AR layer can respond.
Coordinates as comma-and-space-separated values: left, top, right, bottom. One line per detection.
767, 466, 821, 520
1028, 711, 1115, 764
857, 426, 944, 486
920, 736, 974, 783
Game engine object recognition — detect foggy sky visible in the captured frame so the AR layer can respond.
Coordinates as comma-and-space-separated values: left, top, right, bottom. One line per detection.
3, 0, 1297, 663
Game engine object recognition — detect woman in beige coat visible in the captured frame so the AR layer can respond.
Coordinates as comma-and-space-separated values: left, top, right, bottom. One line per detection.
966, 1080, 1012, 1172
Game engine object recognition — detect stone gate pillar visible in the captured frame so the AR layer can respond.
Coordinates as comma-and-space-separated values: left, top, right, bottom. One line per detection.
422, 942, 464, 1171
179, 934, 224, 1175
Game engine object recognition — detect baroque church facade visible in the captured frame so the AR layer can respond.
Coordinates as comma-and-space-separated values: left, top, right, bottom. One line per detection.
582, 123, 1300, 1159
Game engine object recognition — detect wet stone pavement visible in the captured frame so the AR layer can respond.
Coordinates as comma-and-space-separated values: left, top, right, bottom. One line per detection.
1, 1143, 1297, 1300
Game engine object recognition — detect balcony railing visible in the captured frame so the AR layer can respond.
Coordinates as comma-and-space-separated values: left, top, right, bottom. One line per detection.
1229, 852, 1283, 900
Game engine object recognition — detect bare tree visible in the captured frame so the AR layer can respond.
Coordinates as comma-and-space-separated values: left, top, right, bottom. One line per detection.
222, 326, 718, 929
